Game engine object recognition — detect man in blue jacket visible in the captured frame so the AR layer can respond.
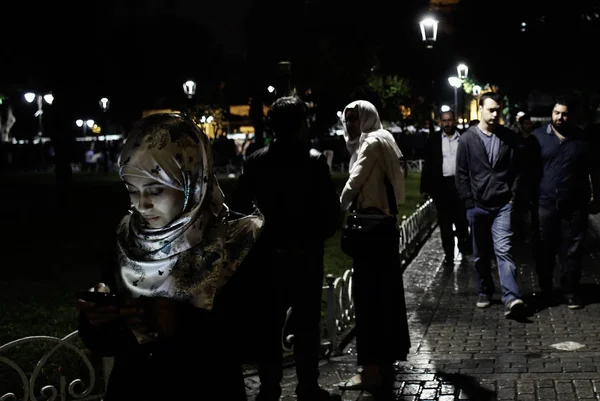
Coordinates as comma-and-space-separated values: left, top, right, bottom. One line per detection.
455, 92, 524, 318
528, 95, 600, 309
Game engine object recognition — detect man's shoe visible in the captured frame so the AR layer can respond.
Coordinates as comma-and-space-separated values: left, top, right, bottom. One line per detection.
504, 298, 525, 317
476, 294, 491, 308
565, 294, 583, 310
297, 387, 341, 401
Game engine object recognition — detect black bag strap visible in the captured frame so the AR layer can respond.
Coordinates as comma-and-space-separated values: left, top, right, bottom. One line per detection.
384, 175, 399, 216
350, 174, 398, 216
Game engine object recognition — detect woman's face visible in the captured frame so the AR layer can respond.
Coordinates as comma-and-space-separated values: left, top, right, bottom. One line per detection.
344, 107, 361, 139
123, 175, 185, 228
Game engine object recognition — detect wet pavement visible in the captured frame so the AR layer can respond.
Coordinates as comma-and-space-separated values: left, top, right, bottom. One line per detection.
245, 222, 600, 400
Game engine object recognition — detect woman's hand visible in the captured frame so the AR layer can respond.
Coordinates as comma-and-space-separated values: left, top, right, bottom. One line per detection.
76, 282, 140, 326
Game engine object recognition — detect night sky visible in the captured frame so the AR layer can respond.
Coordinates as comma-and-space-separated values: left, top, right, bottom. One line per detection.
3, 0, 600, 136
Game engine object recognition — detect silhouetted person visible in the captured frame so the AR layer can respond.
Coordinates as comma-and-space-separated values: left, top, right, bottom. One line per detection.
230, 96, 341, 401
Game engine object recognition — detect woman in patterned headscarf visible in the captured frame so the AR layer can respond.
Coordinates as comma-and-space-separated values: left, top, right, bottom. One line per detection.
77, 113, 263, 401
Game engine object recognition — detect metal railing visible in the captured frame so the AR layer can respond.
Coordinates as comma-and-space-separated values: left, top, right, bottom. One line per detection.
0, 331, 110, 401
0, 199, 437, 399
320, 198, 437, 356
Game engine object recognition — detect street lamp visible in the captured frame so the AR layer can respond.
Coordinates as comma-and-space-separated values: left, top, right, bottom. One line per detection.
457, 63, 469, 80
419, 17, 439, 49
448, 76, 462, 116
99, 97, 110, 112
76, 119, 95, 134
183, 80, 196, 99
24, 92, 54, 136
441, 105, 451, 113
472, 85, 482, 96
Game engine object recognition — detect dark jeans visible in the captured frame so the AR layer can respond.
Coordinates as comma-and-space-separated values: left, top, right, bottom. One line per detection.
533, 206, 588, 295
434, 177, 470, 258
467, 203, 521, 305
257, 247, 325, 399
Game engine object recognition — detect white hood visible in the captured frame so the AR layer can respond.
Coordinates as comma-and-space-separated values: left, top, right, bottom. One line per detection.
342, 100, 405, 205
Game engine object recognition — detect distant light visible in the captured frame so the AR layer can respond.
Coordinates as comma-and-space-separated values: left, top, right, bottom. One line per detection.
267, 85, 275, 93
183, 80, 196, 97
200, 116, 207, 123
76, 119, 84, 127
517, 111, 525, 118
86, 119, 94, 128
43, 94, 54, 105
206, 116, 214, 123
24, 92, 36, 103
448, 76, 462, 88
99, 97, 110, 111
441, 105, 451, 112
336, 111, 343, 118
472, 85, 482, 96
521, 22, 527, 27
457, 64, 469, 80
419, 16, 439, 48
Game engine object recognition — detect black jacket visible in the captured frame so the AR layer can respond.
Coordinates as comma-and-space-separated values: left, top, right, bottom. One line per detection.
420, 130, 457, 198
455, 125, 522, 210
229, 140, 341, 249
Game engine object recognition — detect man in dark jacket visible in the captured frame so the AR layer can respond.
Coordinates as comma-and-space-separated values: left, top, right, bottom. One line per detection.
528, 96, 600, 309
230, 96, 341, 401
420, 110, 471, 266
455, 92, 524, 318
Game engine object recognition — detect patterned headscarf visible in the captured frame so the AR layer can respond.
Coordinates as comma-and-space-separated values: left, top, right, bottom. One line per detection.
116, 113, 263, 310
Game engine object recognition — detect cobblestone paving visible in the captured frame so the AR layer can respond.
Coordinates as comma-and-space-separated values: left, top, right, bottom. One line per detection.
245, 226, 600, 400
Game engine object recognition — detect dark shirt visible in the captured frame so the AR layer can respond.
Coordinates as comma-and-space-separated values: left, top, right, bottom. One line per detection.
530, 123, 593, 211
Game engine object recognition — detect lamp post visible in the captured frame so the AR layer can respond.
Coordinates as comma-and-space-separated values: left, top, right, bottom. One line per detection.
418, 15, 439, 136
455, 64, 468, 120
98, 97, 111, 172
99, 97, 110, 113
448, 76, 462, 116
76, 119, 95, 135
457, 63, 469, 80
183, 80, 196, 99
472, 85, 482, 120
24, 92, 54, 137
182, 80, 197, 118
